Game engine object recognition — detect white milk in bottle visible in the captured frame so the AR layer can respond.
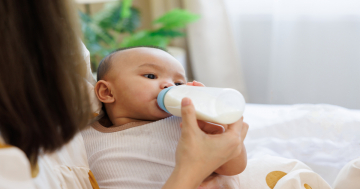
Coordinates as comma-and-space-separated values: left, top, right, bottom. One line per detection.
157, 86, 245, 124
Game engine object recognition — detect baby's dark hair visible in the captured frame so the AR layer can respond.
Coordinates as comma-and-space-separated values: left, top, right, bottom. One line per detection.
96, 46, 168, 81
96, 46, 168, 126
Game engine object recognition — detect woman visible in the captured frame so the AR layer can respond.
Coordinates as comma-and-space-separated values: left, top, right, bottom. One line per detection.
0, 0, 248, 188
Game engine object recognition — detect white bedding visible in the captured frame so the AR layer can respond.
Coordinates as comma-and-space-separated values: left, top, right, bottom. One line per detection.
243, 103, 360, 185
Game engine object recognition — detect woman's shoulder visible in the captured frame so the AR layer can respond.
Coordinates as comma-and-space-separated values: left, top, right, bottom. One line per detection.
0, 134, 99, 189
0, 142, 36, 189
0, 143, 29, 167
34, 133, 99, 189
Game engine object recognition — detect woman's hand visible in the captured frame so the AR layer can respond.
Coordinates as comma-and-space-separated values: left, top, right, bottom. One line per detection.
162, 98, 248, 189
185, 80, 226, 134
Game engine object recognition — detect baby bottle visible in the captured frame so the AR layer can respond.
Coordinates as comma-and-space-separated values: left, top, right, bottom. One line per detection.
157, 86, 245, 124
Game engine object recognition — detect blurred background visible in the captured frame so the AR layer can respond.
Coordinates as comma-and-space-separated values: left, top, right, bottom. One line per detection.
77, 0, 360, 109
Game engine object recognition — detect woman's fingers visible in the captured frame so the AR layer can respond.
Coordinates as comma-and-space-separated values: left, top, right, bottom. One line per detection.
225, 117, 244, 136
180, 98, 201, 135
172, 105, 249, 187
240, 122, 249, 142
221, 117, 248, 158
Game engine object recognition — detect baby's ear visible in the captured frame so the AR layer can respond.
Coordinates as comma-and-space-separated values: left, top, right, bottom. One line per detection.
94, 80, 114, 104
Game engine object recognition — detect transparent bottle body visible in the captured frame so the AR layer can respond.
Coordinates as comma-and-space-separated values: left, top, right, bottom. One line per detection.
162, 86, 245, 124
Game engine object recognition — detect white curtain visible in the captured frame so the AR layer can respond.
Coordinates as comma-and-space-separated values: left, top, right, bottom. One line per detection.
185, 0, 360, 109
183, 0, 249, 100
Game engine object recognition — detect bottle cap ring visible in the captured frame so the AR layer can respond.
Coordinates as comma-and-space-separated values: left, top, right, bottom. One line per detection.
157, 86, 174, 114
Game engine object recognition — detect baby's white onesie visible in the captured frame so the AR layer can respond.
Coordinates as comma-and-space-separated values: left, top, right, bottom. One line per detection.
81, 116, 181, 189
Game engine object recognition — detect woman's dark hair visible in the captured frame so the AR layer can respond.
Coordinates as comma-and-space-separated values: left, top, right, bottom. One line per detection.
0, 0, 91, 164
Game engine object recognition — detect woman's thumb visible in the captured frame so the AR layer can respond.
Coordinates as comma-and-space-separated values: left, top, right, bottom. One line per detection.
181, 98, 198, 133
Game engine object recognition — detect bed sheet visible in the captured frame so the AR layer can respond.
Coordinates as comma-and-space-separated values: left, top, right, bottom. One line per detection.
243, 103, 360, 185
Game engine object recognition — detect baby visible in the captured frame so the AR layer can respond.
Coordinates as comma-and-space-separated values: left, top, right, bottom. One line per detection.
81, 47, 246, 189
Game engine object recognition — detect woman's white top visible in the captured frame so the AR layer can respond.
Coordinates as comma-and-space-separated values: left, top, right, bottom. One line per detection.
0, 134, 98, 189
81, 116, 182, 189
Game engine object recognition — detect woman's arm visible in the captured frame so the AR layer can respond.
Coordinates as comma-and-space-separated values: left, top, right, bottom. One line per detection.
162, 98, 248, 189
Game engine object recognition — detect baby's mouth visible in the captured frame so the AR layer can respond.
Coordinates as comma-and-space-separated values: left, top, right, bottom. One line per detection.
156, 100, 166, 112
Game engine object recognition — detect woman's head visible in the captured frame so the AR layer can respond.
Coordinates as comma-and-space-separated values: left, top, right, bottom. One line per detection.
0, 0, 90, 162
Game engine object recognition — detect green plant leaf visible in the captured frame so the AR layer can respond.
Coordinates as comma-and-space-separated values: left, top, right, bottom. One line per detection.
115, 8, 140, 33
120, 31, 169, 48
153, 9, 200, 29
150, 29, 184, 38
92, 1, 140, 33
121, 0, 133, 18
79, 11, 114, 44
93, 1, 122, 30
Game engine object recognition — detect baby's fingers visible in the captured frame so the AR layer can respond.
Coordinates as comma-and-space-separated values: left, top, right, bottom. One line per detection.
186, 80, 205, 87
186, 82, 194, 86
193, 80, 205, 87
197, 121, 225, 134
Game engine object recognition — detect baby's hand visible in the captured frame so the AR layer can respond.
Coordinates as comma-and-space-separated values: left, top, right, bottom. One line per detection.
186, 80, 205, 87
197, 120, 228, 134
180, 120, 226, 134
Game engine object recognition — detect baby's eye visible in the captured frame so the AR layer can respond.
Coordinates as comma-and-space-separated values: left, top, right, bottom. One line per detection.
175, 82, 184, 86
144, 74, 157, 79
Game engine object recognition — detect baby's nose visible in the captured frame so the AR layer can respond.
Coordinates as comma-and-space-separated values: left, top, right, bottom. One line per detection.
161, 82, 174, 89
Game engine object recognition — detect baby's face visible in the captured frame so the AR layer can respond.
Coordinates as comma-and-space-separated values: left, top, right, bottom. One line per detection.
106, 47, 186, 121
